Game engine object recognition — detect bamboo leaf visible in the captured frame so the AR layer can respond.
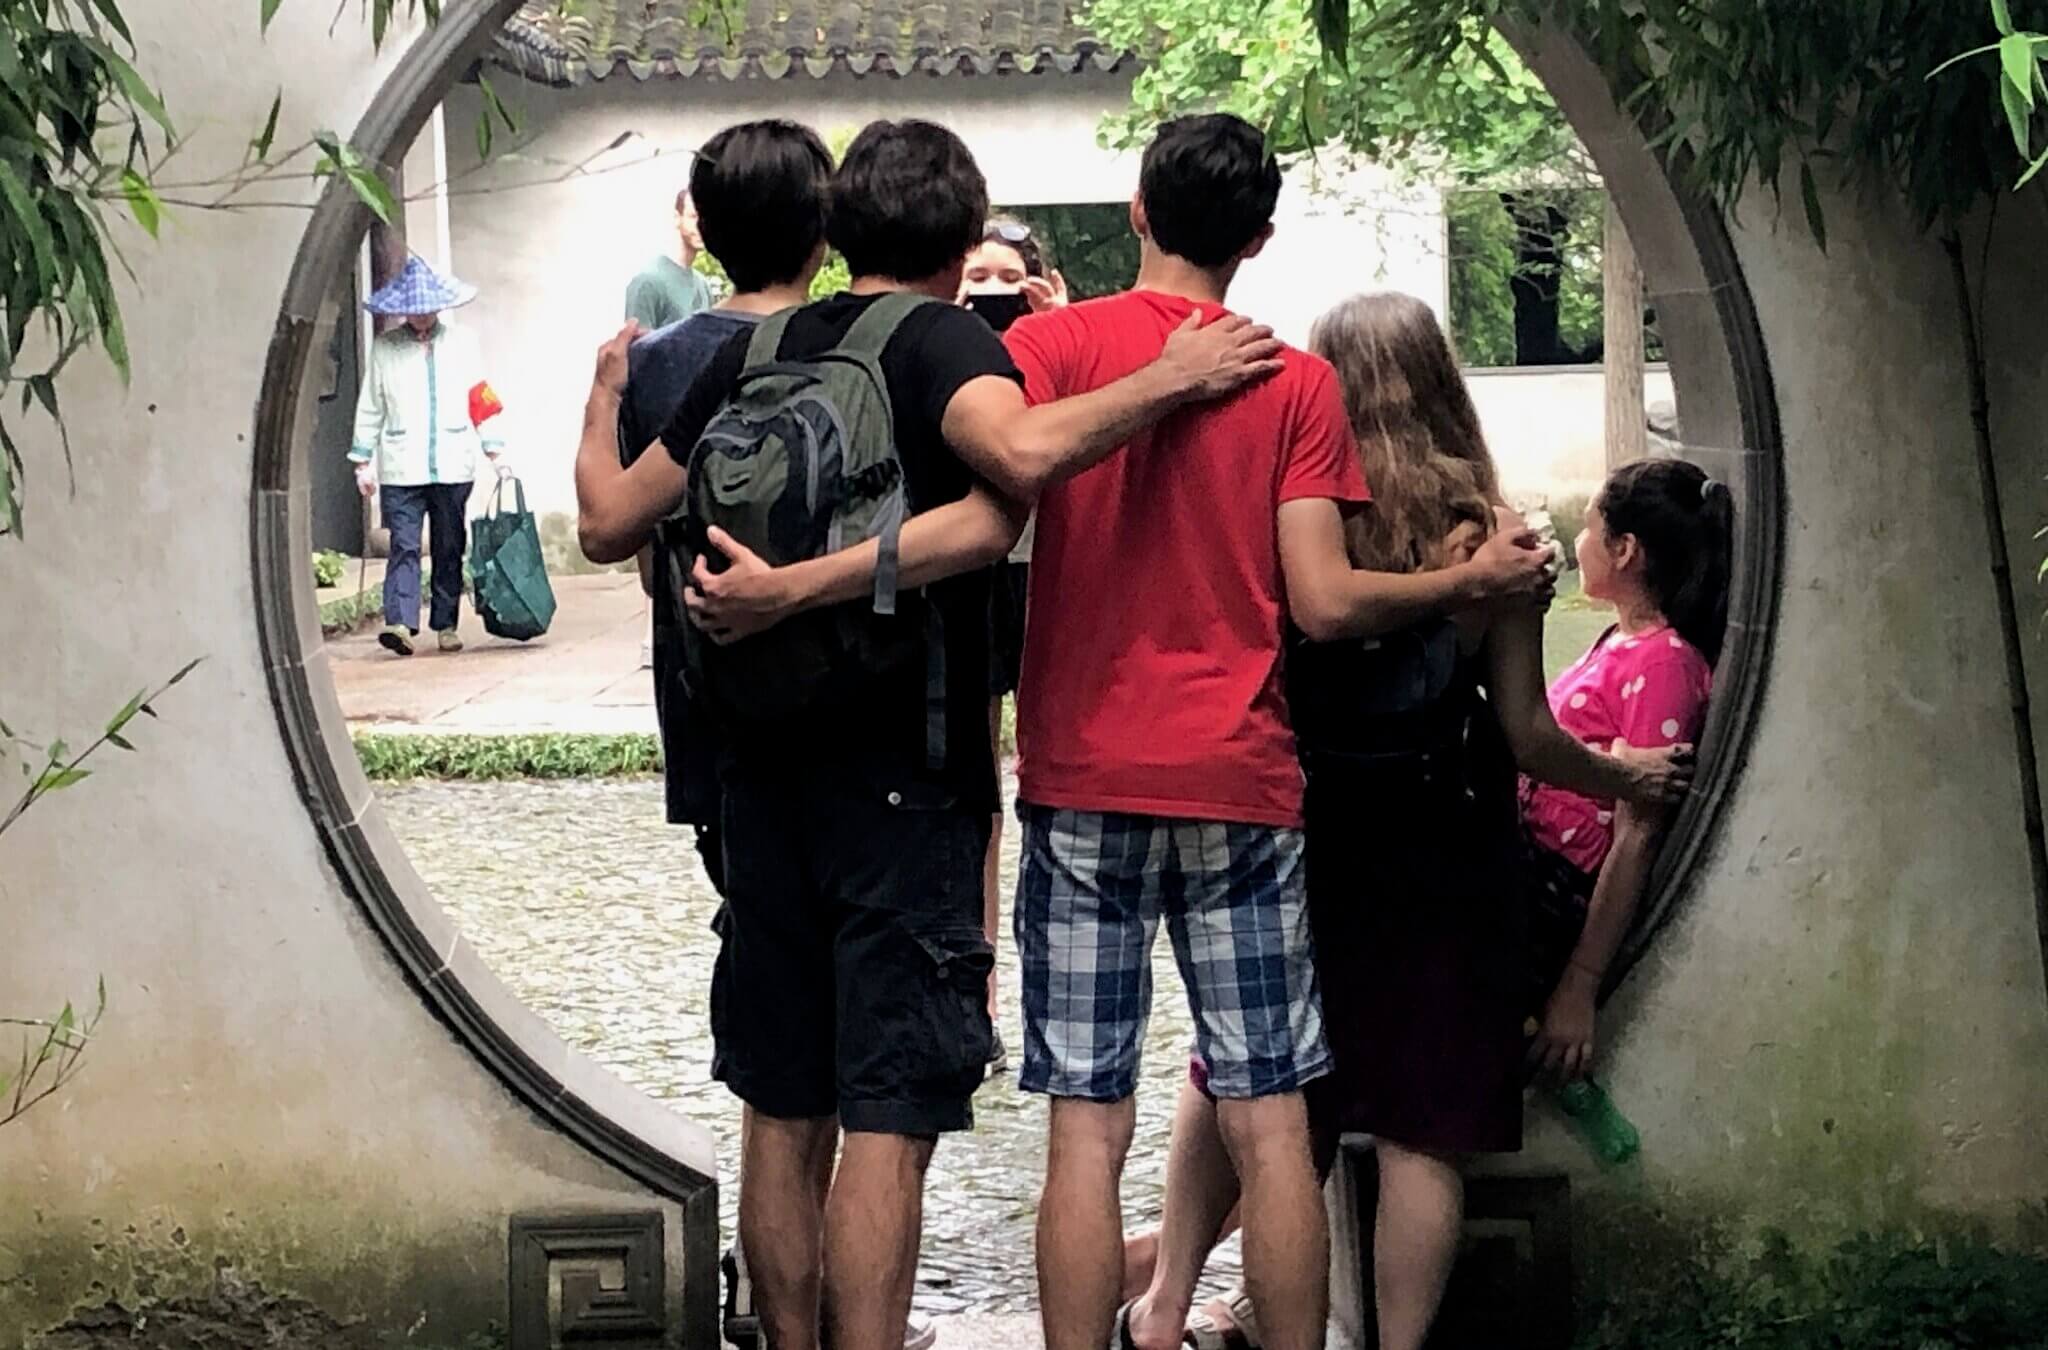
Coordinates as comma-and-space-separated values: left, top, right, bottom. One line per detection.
479, 71, 519, 134
2020, 145, 2048, 189
106, 732, 134, 751
345, 164, 398, 223
2002, 72, 2032, 156
118, 167, 159, 237
476, 106, 493, 162
36, 767, 90, 792
1799, 161, 1827, 251
0, 417, 22, 536
167, 657, 202, 686
1994, 0, 2015, 36
106, 690, 144, 736
260, 0, 285, 33
250, 90, 282, 161
86, 42, 174, 138
0, 162, 59, 288
89, 0, 135, 44
1312, 0, 1349, 71
2001, 34, 2038, 109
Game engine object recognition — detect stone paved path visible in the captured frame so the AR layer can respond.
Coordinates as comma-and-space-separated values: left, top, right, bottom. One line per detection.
381, 775, 1242, 1318
331, 571, 656, 734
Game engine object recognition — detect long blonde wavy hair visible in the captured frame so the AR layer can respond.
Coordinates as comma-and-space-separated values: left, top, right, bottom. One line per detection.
1308, 292, 1499, 573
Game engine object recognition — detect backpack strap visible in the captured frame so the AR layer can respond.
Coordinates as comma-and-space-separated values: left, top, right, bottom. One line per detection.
743, 306, 797, 368
837, 291, 933, 363
834, 292, 929, 617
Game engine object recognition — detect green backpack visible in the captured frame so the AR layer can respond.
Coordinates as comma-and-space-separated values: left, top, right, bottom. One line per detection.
676, 292, 944, 759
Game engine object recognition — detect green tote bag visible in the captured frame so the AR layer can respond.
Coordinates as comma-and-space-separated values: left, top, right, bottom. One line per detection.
471, 475, 557, 641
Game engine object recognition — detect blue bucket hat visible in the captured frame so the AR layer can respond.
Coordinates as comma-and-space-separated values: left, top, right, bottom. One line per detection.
364, 256, 477, 317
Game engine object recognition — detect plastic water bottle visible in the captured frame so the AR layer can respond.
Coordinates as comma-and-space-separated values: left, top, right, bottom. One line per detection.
1552, 1078, 1641, 1164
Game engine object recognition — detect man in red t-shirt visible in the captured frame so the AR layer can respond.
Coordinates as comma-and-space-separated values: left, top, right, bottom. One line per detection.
999, 116, 1552, 1350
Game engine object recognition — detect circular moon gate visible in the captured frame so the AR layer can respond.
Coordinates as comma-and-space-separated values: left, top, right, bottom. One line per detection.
249, 5, 1781, 1339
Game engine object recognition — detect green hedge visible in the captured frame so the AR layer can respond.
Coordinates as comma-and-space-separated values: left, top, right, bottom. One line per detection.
353, 732, 662, 781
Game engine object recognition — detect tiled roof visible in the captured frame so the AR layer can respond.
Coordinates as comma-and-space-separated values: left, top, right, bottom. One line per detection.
489, 0, 1133, 86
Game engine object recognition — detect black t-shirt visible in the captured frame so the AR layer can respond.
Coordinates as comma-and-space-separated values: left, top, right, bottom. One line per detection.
621, 310, 762, 827
659, 292, 1021, 811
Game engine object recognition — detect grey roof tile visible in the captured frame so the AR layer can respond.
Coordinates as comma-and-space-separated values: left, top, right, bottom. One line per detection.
489, 0, 1133, 86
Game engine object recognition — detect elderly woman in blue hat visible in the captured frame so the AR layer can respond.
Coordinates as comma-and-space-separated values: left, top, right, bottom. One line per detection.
350, 256, 509, 655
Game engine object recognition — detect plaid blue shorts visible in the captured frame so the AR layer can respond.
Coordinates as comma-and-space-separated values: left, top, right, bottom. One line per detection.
1013, 806, 1330, 1102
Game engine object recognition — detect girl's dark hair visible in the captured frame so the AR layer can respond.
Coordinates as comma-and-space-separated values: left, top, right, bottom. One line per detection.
1597, 458, 1736, 665
983, 219, 1046, 277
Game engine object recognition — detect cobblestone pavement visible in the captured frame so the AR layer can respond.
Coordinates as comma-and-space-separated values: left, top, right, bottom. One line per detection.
381, 773, 1241, 1316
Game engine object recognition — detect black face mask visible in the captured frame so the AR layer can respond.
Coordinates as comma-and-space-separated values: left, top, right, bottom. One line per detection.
964, 291, 1033, 333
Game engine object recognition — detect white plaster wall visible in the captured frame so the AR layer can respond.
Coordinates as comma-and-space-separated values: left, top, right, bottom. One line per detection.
1471, 366, 1678, 504
437, 74, 1456, 519
0, 8, 697, 1343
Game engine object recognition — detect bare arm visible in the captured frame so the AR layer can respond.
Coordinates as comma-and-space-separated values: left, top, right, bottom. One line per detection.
1277, 498, 1557, 641
940, 312, 1285, 502
573, 326, 691, 565
1485, 608, 1646, 800
1485, 610, 1696, 807
685, 486, 1028, 644
1529, 798, 1666, 1080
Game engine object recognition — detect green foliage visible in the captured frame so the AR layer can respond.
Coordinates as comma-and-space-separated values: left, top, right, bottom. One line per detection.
312, 548, 347, 589
0, 978, 106, 1129
0, 0, 421, 537
1298, 0, 2044, 244
1935, 0, 2048, 186
1002, 203, 1140, 300
1445, 189, 1606, 366
0, 0, 174, 535
354, 732, 663, 781
1085, 0, 1586, 186
1577, 1229, 2048, 1350
0, 657, 198, 1129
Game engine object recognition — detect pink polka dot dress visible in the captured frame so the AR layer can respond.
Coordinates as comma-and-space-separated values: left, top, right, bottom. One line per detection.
1521, 624, 1713, 874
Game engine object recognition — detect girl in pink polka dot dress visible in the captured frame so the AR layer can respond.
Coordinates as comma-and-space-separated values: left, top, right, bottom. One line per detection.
1522, 458, 1735, 1081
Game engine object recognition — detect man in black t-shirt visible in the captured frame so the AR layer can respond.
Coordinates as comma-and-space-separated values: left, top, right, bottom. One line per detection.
617, 120, 833, 887
574, 119, 1285, 1350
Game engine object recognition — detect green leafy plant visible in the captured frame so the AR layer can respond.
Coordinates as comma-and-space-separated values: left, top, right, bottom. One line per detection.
312, 548, 347, 589
353, 731, 664, 781
0, 657, 201, 1128
0, 0, 419, 538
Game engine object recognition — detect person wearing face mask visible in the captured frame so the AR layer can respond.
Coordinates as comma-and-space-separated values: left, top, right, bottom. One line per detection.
958, 219, 1068, 1073
349, 256, 509, 656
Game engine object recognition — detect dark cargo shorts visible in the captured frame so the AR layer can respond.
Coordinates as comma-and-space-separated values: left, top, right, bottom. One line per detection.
712, 765, 995, 1136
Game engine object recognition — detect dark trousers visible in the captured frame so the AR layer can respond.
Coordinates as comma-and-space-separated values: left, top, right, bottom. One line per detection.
381, 481, 473, 633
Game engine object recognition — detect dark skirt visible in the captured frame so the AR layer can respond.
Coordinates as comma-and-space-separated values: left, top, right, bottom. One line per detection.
1302, 738, 1531, 1156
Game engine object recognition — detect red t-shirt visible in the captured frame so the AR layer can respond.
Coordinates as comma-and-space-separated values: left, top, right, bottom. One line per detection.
1004, 290, 1368, 828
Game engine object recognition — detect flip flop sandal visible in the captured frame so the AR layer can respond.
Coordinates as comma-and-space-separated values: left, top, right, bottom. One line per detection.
1112, 1300, 1143, 1350
1183, 1286, 1262, 1350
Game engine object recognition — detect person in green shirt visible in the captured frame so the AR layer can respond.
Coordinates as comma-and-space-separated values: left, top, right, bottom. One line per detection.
624, 188, 716, 331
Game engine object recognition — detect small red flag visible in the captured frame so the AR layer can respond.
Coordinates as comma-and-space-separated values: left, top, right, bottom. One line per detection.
469, 380, 504, 425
